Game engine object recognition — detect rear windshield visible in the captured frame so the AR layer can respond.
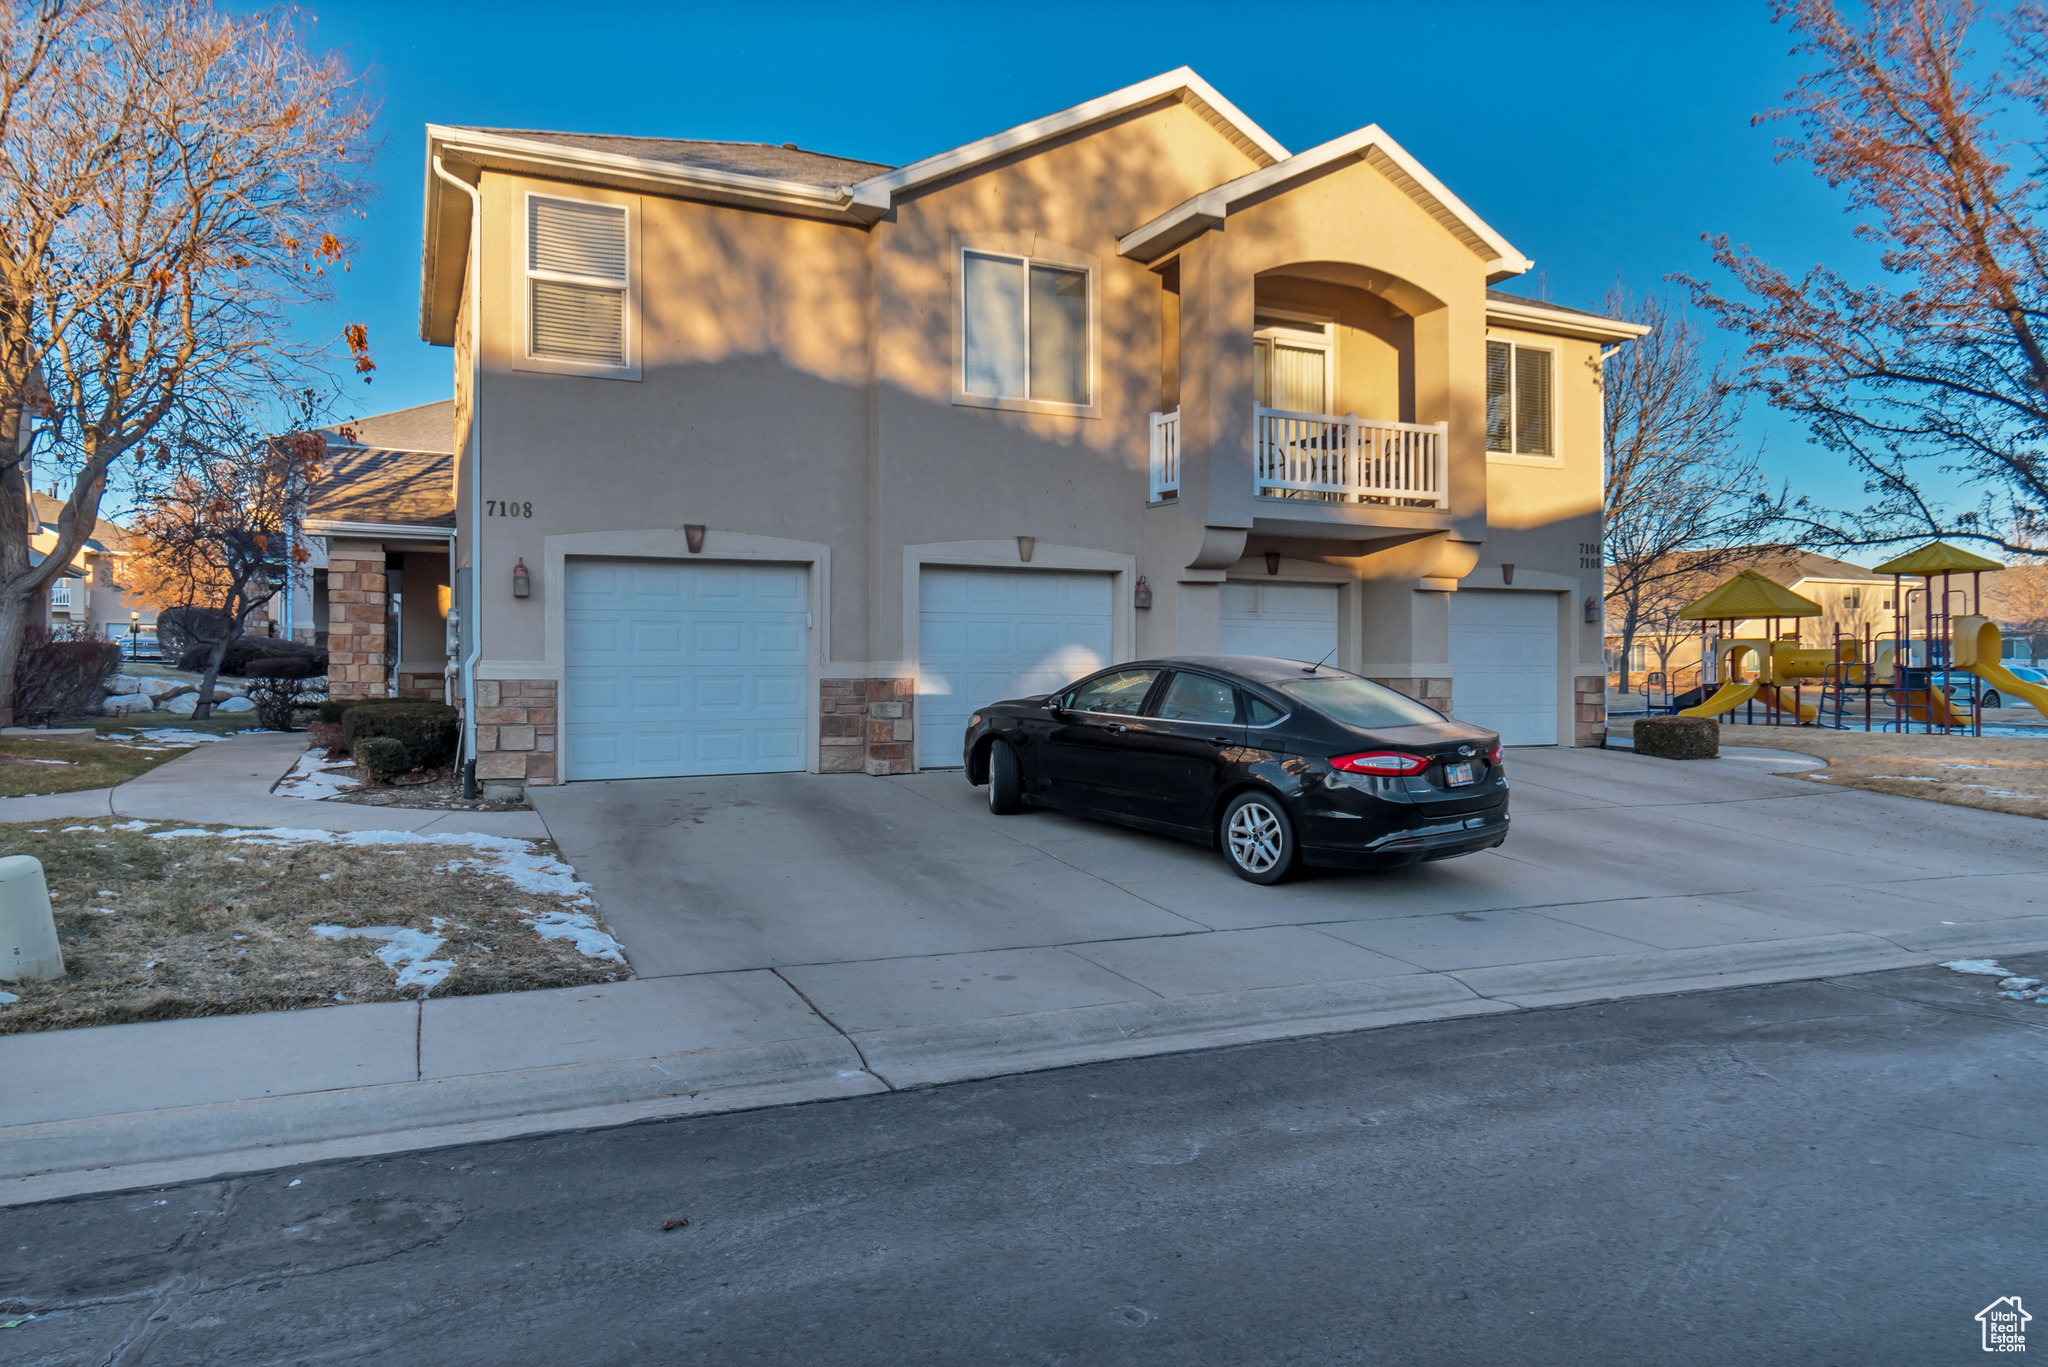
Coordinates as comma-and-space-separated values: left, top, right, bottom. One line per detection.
1280, 677, 1443, 729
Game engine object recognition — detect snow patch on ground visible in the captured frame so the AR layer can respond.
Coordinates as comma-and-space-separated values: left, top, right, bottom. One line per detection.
273, 748, 363, 801
524, 908, 625, 962
99, 728, 228, 750
1943, 959, 2010, 975
312, 920, 454, 989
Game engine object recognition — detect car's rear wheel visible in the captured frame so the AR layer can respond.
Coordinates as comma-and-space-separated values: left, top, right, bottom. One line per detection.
987, 738, 1024, 814
1221, 791, 1297, 884
1984, 689, 2003, 709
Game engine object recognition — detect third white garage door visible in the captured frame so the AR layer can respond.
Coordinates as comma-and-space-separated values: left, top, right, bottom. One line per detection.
1447, 589, 1559, 746
918, 568, 1112, 768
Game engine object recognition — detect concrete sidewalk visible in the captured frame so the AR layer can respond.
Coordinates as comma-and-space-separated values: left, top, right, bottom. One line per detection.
3, 741, 2045, 1204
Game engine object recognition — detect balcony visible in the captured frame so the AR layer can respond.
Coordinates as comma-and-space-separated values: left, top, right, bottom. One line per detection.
1254, 408, 1446, 508
1148, 407, 1449, 510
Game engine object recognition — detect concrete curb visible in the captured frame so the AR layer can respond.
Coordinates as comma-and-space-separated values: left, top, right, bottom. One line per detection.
1449, 933, 1923, 1009
853, 974, 1515, 1089
0, 1034, 870, 1201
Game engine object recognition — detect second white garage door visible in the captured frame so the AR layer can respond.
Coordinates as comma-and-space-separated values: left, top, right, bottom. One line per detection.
918, 568, 1112, 768
1221, 582, 1339, 663
1448, 589, 1559, 746
564, 558, 808, 781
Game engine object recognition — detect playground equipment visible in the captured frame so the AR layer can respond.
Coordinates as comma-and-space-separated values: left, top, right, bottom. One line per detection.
1672, 544, 2048, 733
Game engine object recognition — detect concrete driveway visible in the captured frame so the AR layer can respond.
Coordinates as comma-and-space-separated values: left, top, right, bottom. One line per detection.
531, 745, 2048, 1060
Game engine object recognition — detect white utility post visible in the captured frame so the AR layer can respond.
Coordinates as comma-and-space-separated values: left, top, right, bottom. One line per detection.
0, 856, 64, 982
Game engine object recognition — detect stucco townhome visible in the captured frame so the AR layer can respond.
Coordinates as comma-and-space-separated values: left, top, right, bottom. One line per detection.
415, 68, 1646, 793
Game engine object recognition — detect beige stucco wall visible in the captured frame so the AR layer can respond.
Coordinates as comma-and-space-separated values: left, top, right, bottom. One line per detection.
441, 93, 1621, 768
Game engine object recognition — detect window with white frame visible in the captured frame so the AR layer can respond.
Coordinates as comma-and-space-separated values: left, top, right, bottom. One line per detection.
1253, 314, 1333, 415
1486, 340, 1553, 456
961, 250, 1091, 405
527, 195, 629, 368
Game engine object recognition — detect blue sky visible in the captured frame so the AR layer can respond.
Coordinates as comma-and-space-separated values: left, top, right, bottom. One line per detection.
293, 0, 1894, 510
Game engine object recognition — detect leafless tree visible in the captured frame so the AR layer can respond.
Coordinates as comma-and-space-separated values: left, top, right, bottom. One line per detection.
1686, 0, 2048, 561
0, 0, 374, 723
126, 416, 324, 718
1602, 286, 1786, 693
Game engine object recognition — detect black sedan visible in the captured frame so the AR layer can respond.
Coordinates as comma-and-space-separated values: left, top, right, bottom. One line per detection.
962, 655, 1508, 884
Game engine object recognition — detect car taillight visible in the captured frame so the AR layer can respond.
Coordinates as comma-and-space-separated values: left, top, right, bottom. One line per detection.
1487, 744, 1502, 765
1330, 751, 1430, 776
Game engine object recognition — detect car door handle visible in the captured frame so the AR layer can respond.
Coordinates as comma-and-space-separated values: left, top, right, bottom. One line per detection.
1208, 736, 1232, 746
1106, 723, 1128, 734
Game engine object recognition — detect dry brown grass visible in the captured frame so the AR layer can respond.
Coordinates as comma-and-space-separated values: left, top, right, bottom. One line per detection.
0, 821, 630, 1034
1718, 726, 2048, 820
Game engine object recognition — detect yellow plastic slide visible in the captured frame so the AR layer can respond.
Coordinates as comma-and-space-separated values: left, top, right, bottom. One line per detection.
1955, 616, 2048, 717
1679, 682, 1818, 723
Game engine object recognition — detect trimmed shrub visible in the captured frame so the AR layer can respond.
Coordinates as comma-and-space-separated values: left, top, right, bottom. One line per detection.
316, 695, 419, 725
177, 635, 327, 678
11, 626, 123, 725
1633, 715, 1720, 760
352, 735, 412, 785
341, 701, 460, 776
247, 673, 317, 731
155, 606, 233, 656
245, 655, 316, 680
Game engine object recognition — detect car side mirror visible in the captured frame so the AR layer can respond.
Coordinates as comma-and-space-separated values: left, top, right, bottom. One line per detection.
1043, 697, 1064, 713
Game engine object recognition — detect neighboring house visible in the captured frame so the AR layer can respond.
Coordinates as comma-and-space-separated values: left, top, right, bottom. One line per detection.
287, 400, 456, 700
27, 491, 158, 647
416, 67, 1647, 790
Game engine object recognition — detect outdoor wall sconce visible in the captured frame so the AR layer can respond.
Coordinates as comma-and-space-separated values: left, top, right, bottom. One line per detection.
1134, 575, 1152, 609
1583, 595, 1600, 624
1265, 551, 1281, 575
684, 524, 706, 554
1017, 535, 1035, 562
512, 559, 531, 598
1501, 563, 1516, 585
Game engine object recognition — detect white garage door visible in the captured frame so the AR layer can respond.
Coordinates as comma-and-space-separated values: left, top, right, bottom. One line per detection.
1448, 590, 1559, 746
918, 568, 1112, 768
564, 558, 808, 780
1221, 582, 1339, 663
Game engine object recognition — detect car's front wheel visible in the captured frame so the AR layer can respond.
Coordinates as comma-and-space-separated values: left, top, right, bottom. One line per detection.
1221, 791, 1297, 884
1984, 690, 2003, 709
986, 738, 1025, 815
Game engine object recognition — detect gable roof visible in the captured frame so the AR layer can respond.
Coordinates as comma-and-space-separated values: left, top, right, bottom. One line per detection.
1117, 123, 1531, 282
1681, 569, 1824, 621
31, 491, 132, 555
306, 401, 456, 532
423, 68, 1285, 344
1871, 540, 2005, 576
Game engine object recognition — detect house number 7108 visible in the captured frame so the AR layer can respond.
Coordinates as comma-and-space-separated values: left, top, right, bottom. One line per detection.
486, 500, 533, 517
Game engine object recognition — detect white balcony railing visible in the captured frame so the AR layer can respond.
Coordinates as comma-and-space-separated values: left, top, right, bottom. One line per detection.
48, 579, 73, 612
1149, 408, 1180, 500
1254, 408, 1447, 508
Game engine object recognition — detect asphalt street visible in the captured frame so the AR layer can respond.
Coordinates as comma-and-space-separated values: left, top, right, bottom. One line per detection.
4, 954, 2043, 1366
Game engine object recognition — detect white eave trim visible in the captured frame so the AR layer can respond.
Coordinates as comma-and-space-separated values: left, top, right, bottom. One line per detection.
1486, 296, 1652, 344
1117, 123, 1533, 279
303, 519, 457, 541
850, 67, 1288, 203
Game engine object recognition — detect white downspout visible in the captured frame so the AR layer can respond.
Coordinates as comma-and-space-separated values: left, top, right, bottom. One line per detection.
432, 155, 484, 794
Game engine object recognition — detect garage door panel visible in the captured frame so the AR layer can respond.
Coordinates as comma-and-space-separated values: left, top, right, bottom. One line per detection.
1221, 582, 1339, 663
918, 567, 1114, 768
565, 558, 809, 781
1448, 590, 1558, 747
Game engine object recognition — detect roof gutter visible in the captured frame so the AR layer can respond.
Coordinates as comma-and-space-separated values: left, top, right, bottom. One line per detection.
431, 154, 484, 793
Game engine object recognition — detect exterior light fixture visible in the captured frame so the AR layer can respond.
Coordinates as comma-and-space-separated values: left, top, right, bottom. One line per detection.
685, 524, 706, 554
512, 559, 531, 598
1501, 563, 1516, 585
1583, 595, 1599, 624
1017, 536, 1035, 563
1134, 575, 1152, 609
1265, 551, 1281, 575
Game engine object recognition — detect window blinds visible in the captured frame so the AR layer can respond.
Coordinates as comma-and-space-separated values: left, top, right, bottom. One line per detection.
1514, 346, 1552, 456
1485, 341, 1513, 452
1028, 264, 1088, 403
529, 197, 628, 366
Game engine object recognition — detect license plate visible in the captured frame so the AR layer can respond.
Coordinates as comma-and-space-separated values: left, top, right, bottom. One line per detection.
1444, 762, 1475, 786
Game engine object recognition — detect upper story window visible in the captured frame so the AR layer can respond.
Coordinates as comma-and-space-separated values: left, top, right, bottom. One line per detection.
1254, 315, 1332, 415
527, 195, 630, 369
962, 250, 1091, 406
1486, 340, 1553, 456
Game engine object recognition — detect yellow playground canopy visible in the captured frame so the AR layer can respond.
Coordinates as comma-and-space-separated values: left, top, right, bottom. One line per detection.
1679, 569, 1822, 621
1869, 541, 2004, 575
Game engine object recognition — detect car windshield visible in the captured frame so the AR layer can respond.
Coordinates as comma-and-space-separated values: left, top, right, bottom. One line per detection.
1280, 676, 1443, 729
